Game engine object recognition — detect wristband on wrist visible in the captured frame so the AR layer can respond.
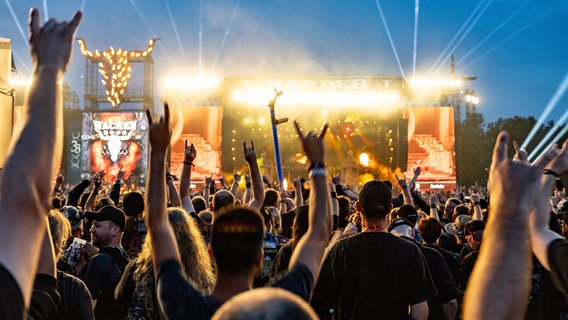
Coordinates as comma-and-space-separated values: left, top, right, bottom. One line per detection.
183, 161, 195, 167
246, 182, 252, 188
430, 204, 437, 209
331, 192, 337, 199
308, 161, 325, 172
474, 201, 481, 206
544, 169, 560, 177
309, 167, 328, 178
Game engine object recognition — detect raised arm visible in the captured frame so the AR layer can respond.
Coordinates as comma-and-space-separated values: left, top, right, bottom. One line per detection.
293, 177, 303, 208
396, 174, 413, 206
288, 121, 332, 281
230, 169, 242, 197
166, 170, 181, 207
109, 169, 124, 205
463, 131, 554, 319
0, 9, 81, 308
146, 104, 181, 268
180, 140, 197, 213
244, 141, 265, 211
469, 188, 483, 221
530, 139, 568, 271
84, 174, 103, 211
429, 193, 441, 221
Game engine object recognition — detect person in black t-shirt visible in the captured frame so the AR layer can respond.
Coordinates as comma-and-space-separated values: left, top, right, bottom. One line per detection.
146, 106, 331, 319
419, 217, 459, 283
79, 205, 129, 320
311, 180, 435, 320
390, 217, 458, 320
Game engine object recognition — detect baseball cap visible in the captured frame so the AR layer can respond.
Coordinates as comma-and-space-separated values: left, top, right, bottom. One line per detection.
358, 181, 391, 216
463, 220, 485, 235
86, 205, 126, 231
397, 205, 418, 224
444, 214, 472, 237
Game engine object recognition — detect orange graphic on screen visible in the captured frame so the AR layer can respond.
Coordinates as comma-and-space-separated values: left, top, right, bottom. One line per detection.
83, 112, 148, 183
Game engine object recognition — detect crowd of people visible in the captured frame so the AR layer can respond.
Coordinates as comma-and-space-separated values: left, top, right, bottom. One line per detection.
3, 8, 568, 320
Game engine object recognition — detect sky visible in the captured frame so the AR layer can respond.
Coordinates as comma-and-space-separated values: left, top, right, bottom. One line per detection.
1, 0, 568, 123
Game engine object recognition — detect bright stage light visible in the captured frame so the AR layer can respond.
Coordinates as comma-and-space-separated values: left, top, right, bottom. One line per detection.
408, 78, 463, 88
229, 89, 400, 107
359, 152, 370, 167
465, 94, 479, 104
162, 75, 222, 92
9, 77, 32, 87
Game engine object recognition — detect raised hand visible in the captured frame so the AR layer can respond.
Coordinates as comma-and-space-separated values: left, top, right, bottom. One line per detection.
117, 166, 126, 181
233, 169, 242, 184
146, 103, 171, 154
331, 173, 341, 185
55, 170, 64, 185
243, 141, 257, 165
29, 8, 82, 72
205, 175, 212, 187
429, 193, 440, 207
293, 121, 328, 163
184, 139, 197, 164
489, 132, 553, 212
513, 140, 529, 163
545, 139, 568, 176
395, 174, 408, 189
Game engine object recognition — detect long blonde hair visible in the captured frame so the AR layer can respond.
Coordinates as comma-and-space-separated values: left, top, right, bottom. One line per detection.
130, 207, 215, 319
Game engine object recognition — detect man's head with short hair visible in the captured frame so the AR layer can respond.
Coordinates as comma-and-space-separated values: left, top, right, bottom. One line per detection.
357, 180, 392, 221
453, 204, 470, 220
86, 205, 126, 248
192, 196, 207, 214
210, 208, 264, 276
122, 192, 144, 217
444, 198, 462, 220
213, 190, 235, 215
418, 217, 444, 244
212, 287, 318, 320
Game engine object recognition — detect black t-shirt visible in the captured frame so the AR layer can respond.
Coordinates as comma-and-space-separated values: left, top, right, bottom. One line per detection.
78, 247, 128, 320
156, 259, 314, 320
270, 241, 294, 282
57, 271, 94, 320
548, 238, 568, 305
403, 237, 457, 320
311, 232, 437, 320
424, 243, 459, 282
0, 263, 25, 320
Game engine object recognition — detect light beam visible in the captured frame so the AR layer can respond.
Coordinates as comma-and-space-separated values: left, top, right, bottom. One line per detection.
199, 0, 203, 72
531, 124, 568, 165
434, 0, 494, 74
412, 0, 419, 77
221, 0, 278, 73
523, 71, 568, 152
462, 2, 562, 71
211, 0, 240, 73
428, 0, 486, 74
374, 0, 405, 78
42, 0, 49, 21
164, 0, 187, 64
4, 0, 29, 50
457, 1, 531, 66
